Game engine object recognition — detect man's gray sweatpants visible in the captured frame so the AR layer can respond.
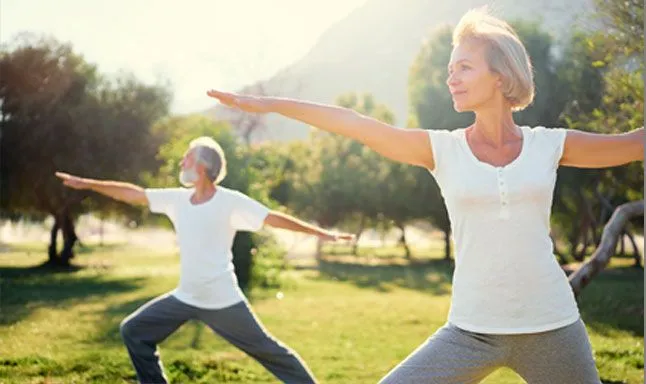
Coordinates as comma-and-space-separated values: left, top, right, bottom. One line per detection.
119, 293, 317, 384
379, 319, 600, 384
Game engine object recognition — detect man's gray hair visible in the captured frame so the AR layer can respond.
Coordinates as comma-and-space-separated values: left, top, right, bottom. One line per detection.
188, 136, 227, 184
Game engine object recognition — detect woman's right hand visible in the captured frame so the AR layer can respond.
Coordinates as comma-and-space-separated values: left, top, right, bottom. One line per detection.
208, 89, 435, 169
206, 90, 274, 114
55, 172, 90, 190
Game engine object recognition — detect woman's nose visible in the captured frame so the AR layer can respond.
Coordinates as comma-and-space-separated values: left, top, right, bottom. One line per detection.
446, 73, 459, 87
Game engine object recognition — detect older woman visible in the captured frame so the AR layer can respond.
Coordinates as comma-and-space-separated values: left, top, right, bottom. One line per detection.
206, 7, 643, 383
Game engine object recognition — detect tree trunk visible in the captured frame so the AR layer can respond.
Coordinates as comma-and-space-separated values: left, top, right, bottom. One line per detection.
624, 230, 643, 268
315, 237, 323, 260
568, 206, 585, 261
397, 223, 412, 259
47, 216, 60, 264
59, 212, 78, 266
583, 197, 601, 247
573, 211, 590, 261
594, 189, 613, 246
595, 191, 643, 268
551, 233, 568, 264
618, 231, 626, 257
443, 229, 452, 261
352, 216, 365, 256
569, 201, 644, 297
100, 214, 105, 247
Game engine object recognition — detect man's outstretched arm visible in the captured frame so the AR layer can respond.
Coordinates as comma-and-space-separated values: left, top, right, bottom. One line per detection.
263, 211, 354, 241
55, 172, 148, 206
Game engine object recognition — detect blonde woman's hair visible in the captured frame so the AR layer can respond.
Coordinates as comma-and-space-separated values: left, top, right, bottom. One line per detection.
453, 7, 535, 111
188, 136, 227, 184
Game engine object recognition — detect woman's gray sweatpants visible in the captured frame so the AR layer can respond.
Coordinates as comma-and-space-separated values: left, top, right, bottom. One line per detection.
379, 319, 600, 384
119, 293, 317, 384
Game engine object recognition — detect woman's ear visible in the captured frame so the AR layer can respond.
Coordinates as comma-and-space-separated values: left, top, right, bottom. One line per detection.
495, 73, 503, 88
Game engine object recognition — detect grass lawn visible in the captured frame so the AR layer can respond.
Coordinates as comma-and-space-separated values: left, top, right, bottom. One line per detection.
0, 242, 643, 383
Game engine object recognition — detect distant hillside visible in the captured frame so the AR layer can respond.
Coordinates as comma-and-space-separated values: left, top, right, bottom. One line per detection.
204, 0, 595, 143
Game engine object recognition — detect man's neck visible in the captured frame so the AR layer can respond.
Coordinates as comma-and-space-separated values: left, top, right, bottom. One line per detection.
190, 182, 217, 204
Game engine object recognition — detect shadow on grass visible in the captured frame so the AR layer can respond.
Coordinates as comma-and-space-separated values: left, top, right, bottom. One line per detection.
317, 255, 643, 338
95, 295, 162, 345
0, 262, 145, 326
577, 264, 644, 337
315, 256, 454, 296
0, 241, 127, 255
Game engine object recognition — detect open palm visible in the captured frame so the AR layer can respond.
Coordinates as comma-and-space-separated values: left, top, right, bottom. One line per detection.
55, 172, 89, 190
206, 90, 272, 114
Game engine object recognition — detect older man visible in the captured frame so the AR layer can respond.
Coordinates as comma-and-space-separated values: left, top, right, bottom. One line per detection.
56, 136, 352, 384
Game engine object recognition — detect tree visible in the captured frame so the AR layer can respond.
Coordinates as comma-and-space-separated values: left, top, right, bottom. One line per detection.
407, 25, 461, 259
569, 201, 643, 296
0, 35, 171, 266
280, 93, 396, 257
555, 0, 644, 264
334, 93, 398, 254
408, 25, 473, 132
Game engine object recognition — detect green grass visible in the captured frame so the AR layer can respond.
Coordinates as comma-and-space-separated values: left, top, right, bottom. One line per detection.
0, 242, 643, 383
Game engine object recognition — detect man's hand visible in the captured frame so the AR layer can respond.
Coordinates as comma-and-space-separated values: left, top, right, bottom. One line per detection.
54, 172, 147, 206
319, 231, 355, 242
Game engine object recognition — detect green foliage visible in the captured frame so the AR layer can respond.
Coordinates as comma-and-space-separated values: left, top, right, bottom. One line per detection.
553, 0, 644, 258
408, 25, 472, 130
0, 35, 171, 218
278, 92, 452, 258
283, 93, 393, 229
249, 232, 289, 292
0, 34, 171, 265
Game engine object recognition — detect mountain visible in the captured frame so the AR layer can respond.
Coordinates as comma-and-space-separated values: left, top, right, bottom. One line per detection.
204, 0, 595, 143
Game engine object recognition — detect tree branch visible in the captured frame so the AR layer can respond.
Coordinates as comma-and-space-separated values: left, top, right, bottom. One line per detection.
568, 200, 644, 297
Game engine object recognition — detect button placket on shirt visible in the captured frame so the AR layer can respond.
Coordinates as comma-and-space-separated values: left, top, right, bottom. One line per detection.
497, 168, 510, 219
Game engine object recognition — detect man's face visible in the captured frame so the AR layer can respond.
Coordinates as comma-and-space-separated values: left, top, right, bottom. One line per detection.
179, 149, 200, 187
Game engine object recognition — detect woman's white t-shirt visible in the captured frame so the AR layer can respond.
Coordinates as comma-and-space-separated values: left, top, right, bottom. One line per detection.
428, 126, 580, 334
145, 186, 270, 309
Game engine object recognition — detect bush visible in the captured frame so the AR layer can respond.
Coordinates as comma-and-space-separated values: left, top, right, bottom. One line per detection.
232, 231, 287, 293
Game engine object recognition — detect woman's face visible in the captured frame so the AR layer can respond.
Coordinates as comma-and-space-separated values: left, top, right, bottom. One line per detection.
446, 39, 502, 113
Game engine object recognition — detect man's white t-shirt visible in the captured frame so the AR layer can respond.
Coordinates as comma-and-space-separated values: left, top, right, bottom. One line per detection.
145, 186, 270, 309
428, 126, 580, 334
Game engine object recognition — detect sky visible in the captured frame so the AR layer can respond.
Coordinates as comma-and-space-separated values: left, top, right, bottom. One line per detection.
1, 0, 367, 113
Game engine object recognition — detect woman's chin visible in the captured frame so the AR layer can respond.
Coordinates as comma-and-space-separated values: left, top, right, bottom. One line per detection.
452, 101, 474, 113
452, 102, 465, 113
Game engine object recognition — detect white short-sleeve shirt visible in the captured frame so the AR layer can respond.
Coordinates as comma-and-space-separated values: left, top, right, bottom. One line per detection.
427, 126, 580, 334
145, 186, 270, 309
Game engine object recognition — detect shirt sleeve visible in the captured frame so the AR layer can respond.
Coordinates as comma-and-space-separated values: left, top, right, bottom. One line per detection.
537, 127, 568, 169
426, 129, 454, 178
145, 188, 182, 215
230, 191, 271, 232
